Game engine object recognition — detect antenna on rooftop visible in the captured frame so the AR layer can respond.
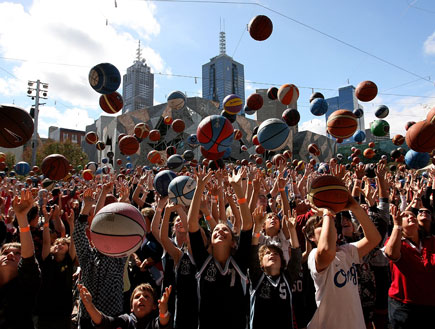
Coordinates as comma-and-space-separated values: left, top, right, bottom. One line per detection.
219, 18, 226, 55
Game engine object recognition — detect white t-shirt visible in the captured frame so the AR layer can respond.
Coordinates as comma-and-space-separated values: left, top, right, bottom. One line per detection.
307, 243, 365, 329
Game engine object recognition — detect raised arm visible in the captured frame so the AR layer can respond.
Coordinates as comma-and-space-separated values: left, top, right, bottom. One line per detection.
41, 206, 53, 261
228, 167, 253, 231
151, 196, 168, 244
159, 202, 182, 264
65, 209, 77, 261
78, 284, 103, 325
188, 166, 212, 233
314, 208, 337, 273
12, 189, 35, 259
384, 205, 403, 261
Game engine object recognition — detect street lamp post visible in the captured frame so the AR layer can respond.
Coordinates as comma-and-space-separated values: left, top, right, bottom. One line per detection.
27, 80, 48, 166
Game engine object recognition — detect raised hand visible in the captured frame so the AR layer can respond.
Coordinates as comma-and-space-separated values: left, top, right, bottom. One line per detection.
252, 205, 266, 228
78, 284, 93, 306
158, 285, 173, 317
12, 189, 34, 217
193, 166, 213, 188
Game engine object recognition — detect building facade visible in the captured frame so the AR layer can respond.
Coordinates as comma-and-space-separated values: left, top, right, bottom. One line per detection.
48, 126, 85, 145
122, 42, 154, 114
202, 32, 245, 109
324, 85, 365, 143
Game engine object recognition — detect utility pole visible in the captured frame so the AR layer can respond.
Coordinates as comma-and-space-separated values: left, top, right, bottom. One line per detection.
27, 80, 48, 166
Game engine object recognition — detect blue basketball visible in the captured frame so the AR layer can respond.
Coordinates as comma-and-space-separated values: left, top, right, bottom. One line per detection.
405, 150, 430, 169
353, 108, 364, 118
153, 170, 177, 197
183, 150, 194, 161
167, 91, 186, 110
14, 161, 30, 176
167, 154, 184, 172
353, 130, 366, 143
257, 118, 290, 151
102, 157, 108, 164
95, 168, 102, 175
197, 115, 234, 153
126, 162, 133, 169
126, 156, 131, 161
168, 175, 197, 206
375, 105, 389, 118
187, 134, 198, 145
310, 98, 328, 116
88, 63, 121, 94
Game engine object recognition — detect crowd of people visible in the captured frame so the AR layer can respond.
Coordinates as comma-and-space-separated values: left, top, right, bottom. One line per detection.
0, 158, 434, 329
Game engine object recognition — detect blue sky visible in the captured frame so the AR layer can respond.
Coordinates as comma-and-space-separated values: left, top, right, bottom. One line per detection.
1, 0, 435, 137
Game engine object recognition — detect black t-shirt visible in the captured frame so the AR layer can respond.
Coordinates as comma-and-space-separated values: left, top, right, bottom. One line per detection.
37, 253, 75, 317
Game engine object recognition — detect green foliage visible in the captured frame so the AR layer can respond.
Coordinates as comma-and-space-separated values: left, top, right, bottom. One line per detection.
5, 152, 15, 170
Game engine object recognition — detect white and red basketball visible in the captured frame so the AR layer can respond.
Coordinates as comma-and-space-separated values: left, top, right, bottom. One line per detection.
90, 202, 146, 258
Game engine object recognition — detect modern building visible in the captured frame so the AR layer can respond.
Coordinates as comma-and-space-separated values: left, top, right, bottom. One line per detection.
48, 126, 85, 145
122, 41, 154, 114
202, 30, 245, 110
324, 85, 365, 143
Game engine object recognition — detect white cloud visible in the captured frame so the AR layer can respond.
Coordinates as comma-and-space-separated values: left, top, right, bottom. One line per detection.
299, 118, 327, 136
424, 32, 435, 55
0, 0, 168, 110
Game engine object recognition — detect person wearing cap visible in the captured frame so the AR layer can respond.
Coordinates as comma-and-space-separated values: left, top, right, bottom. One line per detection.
384, 206, 435, 329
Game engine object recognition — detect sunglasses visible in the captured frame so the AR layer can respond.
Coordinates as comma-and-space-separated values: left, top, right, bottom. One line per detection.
418, 209, 431, 215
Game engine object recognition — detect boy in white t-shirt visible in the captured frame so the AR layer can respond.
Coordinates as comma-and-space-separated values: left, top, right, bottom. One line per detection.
304, 192, 381, 329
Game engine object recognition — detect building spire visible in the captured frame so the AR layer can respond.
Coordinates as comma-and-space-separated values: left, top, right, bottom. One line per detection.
135, 40, 143, 63
219, 18, 226, 55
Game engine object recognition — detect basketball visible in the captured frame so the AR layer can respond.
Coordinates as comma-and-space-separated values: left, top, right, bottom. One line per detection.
14, 162, 30, 176
368, 142, 375, 148
102, 166, 110, 174
309, 92, 324, 103
99, 91, 123, 114
167, 154, 184, 172
363, 148, 376, 159
223, 94, 243, 115
375, 105, 389, 118
327, 110, 358, 138
119, 135, 139, 155
355, 80, 378, 102
88, 63, 121, 94
197, 115, 234, 153
252, 135, 259, 145
247, 93, 263, 111
405, 120, 435, 153
164, 116, 173, 125
147, 150, 161, 164
187, 134, 198, 145
273, 154, 286, 166
370, 120, 390, 137
308, 175, 349, 213
308, 143, 321, 156
241, 145, 248, 152
41, 154, 70, 180
296, 161, 305, 172
90, 202, 146, 257
353, 108, 364, 118
116, 159, 122, 166
234, 129, 242, 141
426, 107, 435, 124
244, 106, 255, 115
405, 150, 430, 169
310, 98, 328, 116
167, 91, 186, 110
85, 131, 98, 145
117, 133, 127, 143
32, 165, 39, 172
257, 118, 290, 151
183, 150, 194, 161
390, 149, 401, 160
168, 175, 197, 206
392, 134, 405, 146
283, 150, 292, 159
0, 152, 5, 162
209, 158, 225, 171
96, 141, 105, 151
255, 145, 265, 154
172, 119, 186, 133
153, 170, 177, 197
353, 130, 366, 143
200, 146, 225, 160
282, 108, 300, 126
134, 123, 150, 140
0, 105, 34, 148
149, 130, 161, 142
221, 110, 237, 123
267, 87, 278, 100
405, 121, 416, 131
86, 162, 98, 173
166, 146, 177, 157
248, 15, 273, 41
82, 169, 94, 181
278, 84, 299, 105
255, 157, 263, 165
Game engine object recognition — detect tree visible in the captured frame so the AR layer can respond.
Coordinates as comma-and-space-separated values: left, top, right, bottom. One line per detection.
24, 139, 88, 168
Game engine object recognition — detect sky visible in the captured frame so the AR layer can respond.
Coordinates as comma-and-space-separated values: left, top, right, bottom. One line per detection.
1, 0, 435, 139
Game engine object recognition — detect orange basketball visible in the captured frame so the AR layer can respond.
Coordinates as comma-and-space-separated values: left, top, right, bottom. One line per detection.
119, 135, 139, 155
255, 145, 265, 154
252, 135, 259, 146
368, 142, 375, 148
273, 154, 286, 166
283, 150, 292, 159
96, 141, 105, 151
82, 169, 94, 181
392, 134, 405, 146
234, 129, 242, 141
41, 154, 70, 181
277, 83, 299, 105
164, 116, 173, 125
363, 148, 376, 159
406, 120, 435, 153
426, 107, 435, 124
172, 119, 185, 133
85, 131, 98, 145
147, 150, 161, 164
149, 130, 161, 142
134, 123, 150, 139
308, 143, 321, 156
308, 175, 349, 213
248, 15, 273, 41
355, 80, 378, 102
117, 133, 126, 143
327, 110, 358, 139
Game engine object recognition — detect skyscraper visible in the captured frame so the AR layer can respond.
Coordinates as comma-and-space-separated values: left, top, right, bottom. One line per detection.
202, 30, 245, 109
122, 41, 154, 114
324, 85, 365, 143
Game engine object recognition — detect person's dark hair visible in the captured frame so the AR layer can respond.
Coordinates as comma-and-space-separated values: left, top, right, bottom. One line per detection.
27, 205, 39, 223
304, 216, 323, 241
258, 244, 286, 271
129, 283, 156, 308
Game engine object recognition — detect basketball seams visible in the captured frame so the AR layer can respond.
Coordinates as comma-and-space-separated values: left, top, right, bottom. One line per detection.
93, 211, 146, 232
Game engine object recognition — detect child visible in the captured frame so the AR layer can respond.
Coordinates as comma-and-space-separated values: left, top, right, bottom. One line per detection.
78, 283, 172, 329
